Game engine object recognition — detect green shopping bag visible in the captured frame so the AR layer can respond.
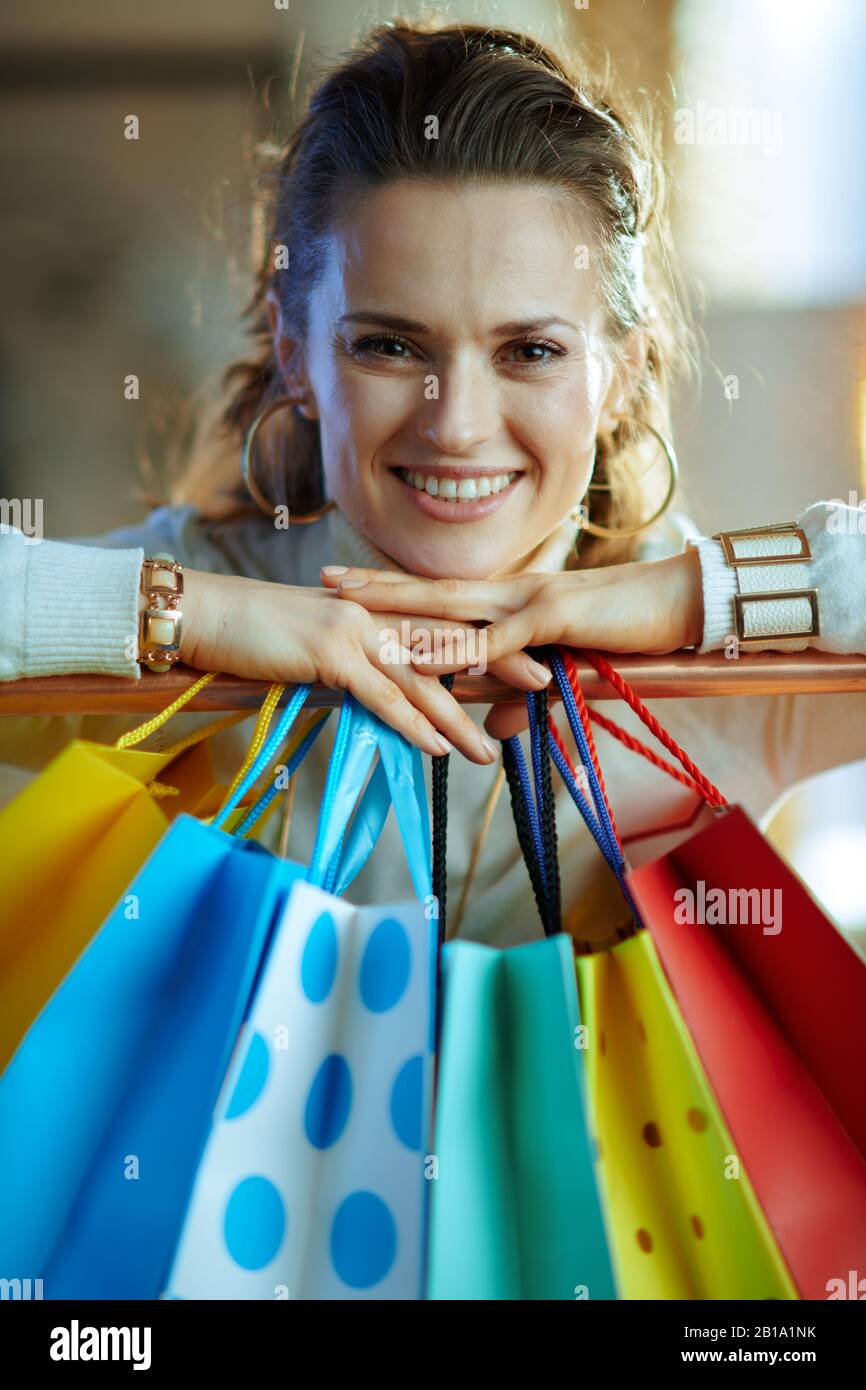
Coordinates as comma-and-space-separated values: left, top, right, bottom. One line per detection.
427, 933, 617, 1300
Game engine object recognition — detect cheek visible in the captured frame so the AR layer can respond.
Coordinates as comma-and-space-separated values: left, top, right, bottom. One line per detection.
318, 369, 408, 480
512, 365, 605, 472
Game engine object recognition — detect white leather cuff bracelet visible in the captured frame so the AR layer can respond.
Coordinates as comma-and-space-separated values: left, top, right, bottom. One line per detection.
711, 522, 820, 651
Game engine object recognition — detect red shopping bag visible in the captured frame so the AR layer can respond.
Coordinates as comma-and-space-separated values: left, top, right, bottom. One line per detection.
557, 647, 866, 1301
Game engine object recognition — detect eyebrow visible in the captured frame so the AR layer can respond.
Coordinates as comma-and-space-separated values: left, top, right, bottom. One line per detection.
335, 310, 582, 336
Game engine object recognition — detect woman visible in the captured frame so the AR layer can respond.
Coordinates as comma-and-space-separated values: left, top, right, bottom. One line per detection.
3, 21, 865, 946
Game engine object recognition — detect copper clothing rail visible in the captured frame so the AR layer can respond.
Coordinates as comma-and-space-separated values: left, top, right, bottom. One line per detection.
0, 651, 865, 714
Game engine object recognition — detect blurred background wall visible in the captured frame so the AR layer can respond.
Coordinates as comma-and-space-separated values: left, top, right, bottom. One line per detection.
1, 0, 864, 539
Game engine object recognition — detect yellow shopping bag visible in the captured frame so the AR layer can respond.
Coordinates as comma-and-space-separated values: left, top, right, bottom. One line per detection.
0, 673, 314, 1071
575, 930, 799, 1300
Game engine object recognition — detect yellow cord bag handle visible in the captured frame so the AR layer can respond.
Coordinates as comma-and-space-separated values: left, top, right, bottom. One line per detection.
113, 673, 291, 812
114, 672, 227, 751
215, 683, 287, 816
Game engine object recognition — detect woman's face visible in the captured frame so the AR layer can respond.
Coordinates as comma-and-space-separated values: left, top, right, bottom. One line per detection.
275, 180, 629, 578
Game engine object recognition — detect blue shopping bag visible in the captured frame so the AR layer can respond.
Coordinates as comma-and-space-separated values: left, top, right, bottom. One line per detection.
165, 696, 437, 1300
0, 686, 323, 1299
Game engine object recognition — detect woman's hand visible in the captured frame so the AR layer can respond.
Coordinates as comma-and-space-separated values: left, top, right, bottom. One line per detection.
320, 549, 705, 738
178, 568, 552, 762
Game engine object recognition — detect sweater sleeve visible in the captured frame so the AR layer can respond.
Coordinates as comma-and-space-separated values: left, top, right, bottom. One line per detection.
686, 499, 866, 654
0, 525, 144, 681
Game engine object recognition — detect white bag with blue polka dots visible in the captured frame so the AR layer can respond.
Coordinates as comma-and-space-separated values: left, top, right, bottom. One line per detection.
165, 696, 437, 1300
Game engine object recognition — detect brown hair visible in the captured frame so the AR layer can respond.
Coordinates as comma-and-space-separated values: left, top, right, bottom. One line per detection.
173, 19, 696, 567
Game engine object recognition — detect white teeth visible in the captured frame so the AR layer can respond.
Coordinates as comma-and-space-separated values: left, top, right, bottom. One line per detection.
399, 469, 517, 501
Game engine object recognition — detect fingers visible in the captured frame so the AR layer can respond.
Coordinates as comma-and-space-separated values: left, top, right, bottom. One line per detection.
408, 607, 540, 674
484, 702, 530, 740
342, 659, 455, 760
485, 653, 552, 689
343, 642, 500, 765
380, 659, 500, 764
326, 570, 522, 622
320, 566, 408, 588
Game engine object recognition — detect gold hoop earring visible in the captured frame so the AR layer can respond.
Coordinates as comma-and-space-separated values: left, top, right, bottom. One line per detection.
570, 415, 678, 540
241, 396, 337, 525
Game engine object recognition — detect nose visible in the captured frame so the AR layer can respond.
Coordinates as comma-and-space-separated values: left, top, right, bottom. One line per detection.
416, 356, 500, 454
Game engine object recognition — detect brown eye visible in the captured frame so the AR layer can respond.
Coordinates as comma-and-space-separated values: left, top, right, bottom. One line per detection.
503, 338, 565, 368
353, 334, 418, 361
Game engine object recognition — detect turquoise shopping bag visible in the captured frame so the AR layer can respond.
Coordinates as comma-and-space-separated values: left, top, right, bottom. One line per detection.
0, 686, 323, 1300
427, 932, 617, 1300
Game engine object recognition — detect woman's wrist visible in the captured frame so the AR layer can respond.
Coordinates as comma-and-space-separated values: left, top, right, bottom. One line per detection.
677, 544, 706, 648
176, 567, 212, 669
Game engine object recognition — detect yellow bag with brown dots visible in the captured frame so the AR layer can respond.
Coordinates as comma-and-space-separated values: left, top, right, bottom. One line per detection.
575, 930, 798, 1300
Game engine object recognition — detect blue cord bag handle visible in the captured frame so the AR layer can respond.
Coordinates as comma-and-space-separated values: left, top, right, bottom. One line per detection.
232, 712, 333, 838
210, 684, 313, 832
506, 650, 642, 925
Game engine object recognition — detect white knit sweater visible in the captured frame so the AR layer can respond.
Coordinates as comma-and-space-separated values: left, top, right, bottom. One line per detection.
1, 499, 865, 946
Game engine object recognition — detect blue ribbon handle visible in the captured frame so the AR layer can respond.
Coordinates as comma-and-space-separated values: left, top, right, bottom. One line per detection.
328, 721, 432, 901
307, 695, 383, 890
376, 727, 432, 901
307, 699, 433, 902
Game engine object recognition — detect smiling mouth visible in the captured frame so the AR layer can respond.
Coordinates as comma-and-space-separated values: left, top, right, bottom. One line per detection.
393, 466, 519, 502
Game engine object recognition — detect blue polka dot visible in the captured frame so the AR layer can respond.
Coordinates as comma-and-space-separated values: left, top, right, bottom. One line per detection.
304, 1053, 352, 1149
359, 917, 411, 1013
330, 1191, 396, 1288
224, 1176, 286, 1270
390, 1054, 424, 1151
225, 1031, 269, 1119
301, 911, 339, 1003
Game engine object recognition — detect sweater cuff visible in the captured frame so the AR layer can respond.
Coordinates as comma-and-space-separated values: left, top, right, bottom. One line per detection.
25, 538, 144, 679
685, 536, 739, 652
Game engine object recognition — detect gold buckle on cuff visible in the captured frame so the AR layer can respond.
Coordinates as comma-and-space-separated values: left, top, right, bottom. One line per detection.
734, 589, 820, 646
713, 523, 811, 566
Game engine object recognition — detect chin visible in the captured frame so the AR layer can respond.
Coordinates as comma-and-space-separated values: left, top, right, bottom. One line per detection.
388, 533, 513, 580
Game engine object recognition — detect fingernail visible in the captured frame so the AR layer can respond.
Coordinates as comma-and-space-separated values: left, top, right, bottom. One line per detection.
528, 659, 553, 684
321, 564, 349, 575
339, 578, 368, 590
481, 736, 499, 760
434, 734, 453, 755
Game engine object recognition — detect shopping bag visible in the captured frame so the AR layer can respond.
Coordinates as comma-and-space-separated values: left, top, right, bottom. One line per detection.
576, 931, 796, 1299
499, 655, 799, 1299
0, 670, 266, 1071
165, 695, 437, 1300
427, 931, 617, 1301
629, 804, 866, 1302
0, 684, 322, 1299
547, 646, 866, 1301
